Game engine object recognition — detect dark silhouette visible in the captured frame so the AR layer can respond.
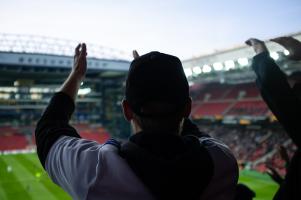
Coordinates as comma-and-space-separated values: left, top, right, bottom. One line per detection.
246, 37, 301, 200
35, 46, 238, 199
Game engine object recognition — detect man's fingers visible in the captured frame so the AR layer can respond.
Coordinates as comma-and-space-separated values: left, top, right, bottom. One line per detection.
81, 43, 86, 53
79, 43, 87, 58
75, 43, 87, 59
75, 44, 81, 56
133, 50, 139, 59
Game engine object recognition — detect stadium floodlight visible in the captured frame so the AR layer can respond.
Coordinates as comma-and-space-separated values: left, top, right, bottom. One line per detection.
31, 93, 42, 100
0, 93, 10, 99
184, 68, 193, 77
192, 66, 202, 75
224, 60, 235, 71
0, 87, 18, 93
78, 88, 92, 95
14, 81, 19, 86
213, 62, 223, 71
270, 52, 279, 61
202, 64, 212, 73
237, 58, 249, 67
284, 49, 290, 56
188, 81, 194, 86
30, 87, 51, 93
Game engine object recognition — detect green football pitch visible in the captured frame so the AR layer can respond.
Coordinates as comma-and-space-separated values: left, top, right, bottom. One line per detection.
0, 153, 279, 200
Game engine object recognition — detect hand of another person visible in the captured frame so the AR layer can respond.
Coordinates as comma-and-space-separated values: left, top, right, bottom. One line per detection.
72, 43, 87, 80
271, 37, 301, 61
266, 165, 284, 185
245, 38, 269, 55
133, 50, 139, 59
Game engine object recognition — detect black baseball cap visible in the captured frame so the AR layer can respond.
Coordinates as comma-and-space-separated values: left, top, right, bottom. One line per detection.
125, 51, 189, 117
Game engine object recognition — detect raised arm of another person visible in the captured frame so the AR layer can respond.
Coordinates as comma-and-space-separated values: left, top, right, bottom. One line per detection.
246, 38, 301, 148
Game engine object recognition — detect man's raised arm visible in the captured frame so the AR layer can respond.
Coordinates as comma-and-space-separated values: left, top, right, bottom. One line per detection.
35, 43, 87, 168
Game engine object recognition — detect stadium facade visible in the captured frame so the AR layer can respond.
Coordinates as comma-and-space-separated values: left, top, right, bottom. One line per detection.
0, 33, 131, 138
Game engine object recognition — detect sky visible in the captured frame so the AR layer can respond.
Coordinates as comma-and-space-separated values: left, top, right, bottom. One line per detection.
0, 0, 301, 59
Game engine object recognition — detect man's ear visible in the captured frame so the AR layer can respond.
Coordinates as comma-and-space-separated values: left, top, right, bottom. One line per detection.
122, 99, 134, 121
183, 97, 192, 118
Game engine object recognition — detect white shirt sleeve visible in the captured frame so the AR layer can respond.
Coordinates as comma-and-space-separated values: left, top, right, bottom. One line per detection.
45, 136, 106, 200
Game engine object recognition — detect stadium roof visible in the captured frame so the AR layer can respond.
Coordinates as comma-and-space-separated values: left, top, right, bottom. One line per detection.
0, 33, 131, 61
182, 31, 301, 84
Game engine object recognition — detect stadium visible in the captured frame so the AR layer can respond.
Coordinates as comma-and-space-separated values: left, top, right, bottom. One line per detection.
0, 31, 301, 200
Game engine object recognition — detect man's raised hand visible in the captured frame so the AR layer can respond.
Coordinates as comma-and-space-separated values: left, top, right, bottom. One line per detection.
73, 43, 87, 80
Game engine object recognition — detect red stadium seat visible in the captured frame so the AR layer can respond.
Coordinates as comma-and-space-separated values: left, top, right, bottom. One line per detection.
192, 102, 232, 118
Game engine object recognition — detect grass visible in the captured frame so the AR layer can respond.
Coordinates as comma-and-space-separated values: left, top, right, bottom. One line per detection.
239, 170, 279, 200
0, 153, 279, 200
0, 153, 71, 200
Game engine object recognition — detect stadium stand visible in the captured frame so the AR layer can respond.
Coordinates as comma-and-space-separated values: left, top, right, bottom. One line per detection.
226, 100, 269, 116
74, 124, 110, 143
189, 81, 300, 176
191, 82, 269, 118
193, 82, 230, 101
0, 124, 110, 151
0, 135, 27, 150
223, 83, 259, 99
0, 126, 28, 151
201, 124, 296, 176
192, 101, 232, 118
